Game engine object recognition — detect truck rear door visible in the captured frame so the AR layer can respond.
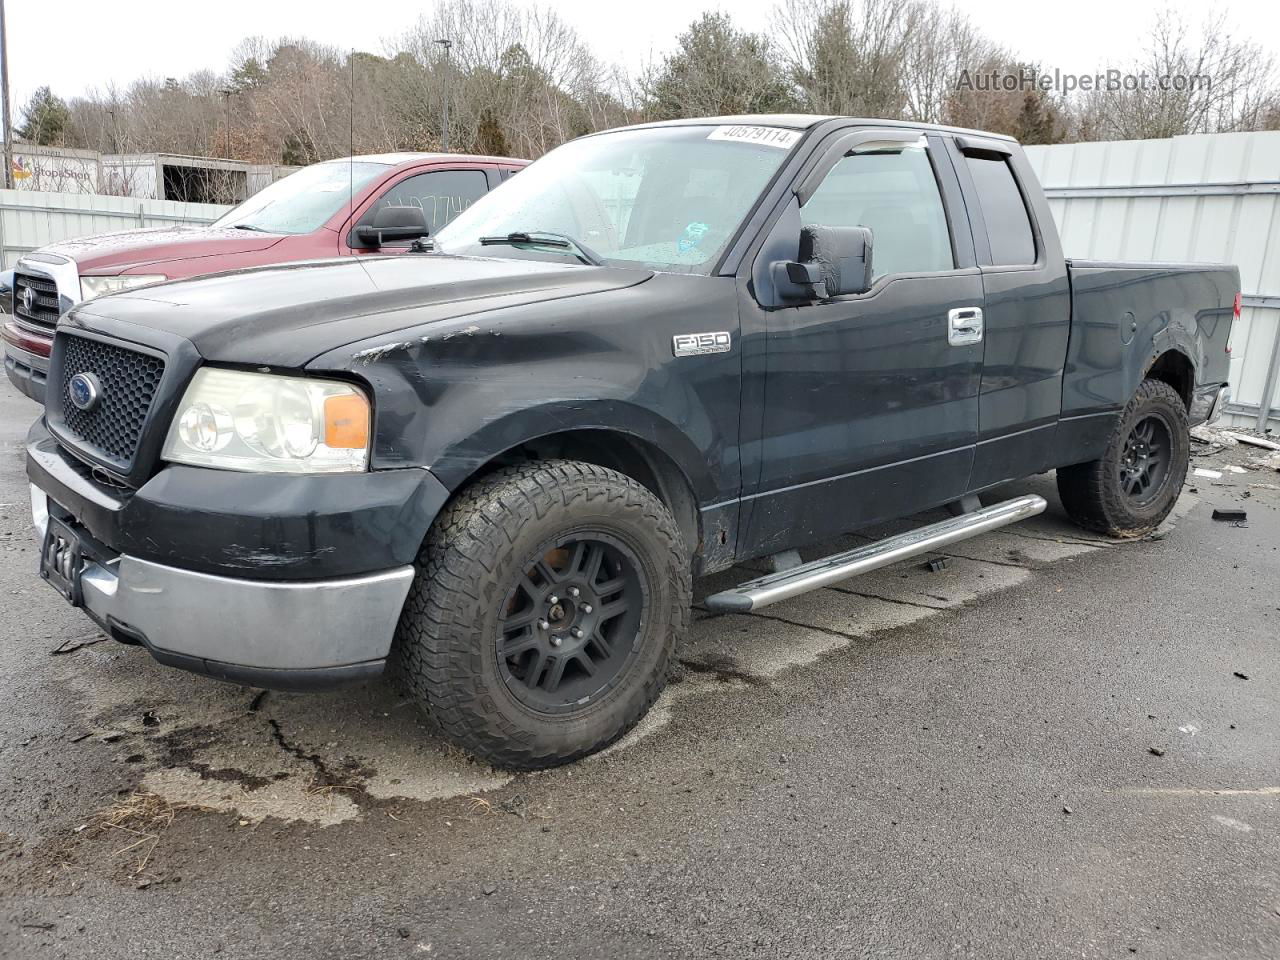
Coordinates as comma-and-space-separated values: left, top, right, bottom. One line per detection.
946, 136, 1071, 489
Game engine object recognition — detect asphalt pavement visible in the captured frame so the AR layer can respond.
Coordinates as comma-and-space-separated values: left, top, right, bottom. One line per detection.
1, 376, 1278, 959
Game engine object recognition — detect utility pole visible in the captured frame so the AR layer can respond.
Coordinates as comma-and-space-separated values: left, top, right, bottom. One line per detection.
1, 0, 13, 189
219, 87, 233, 159
434, 38, 452, 153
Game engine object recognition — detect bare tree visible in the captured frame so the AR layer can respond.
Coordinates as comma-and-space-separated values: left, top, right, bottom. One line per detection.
902, 5, 1004, 124
1075, 7, 1280, 140
392, 0, 628, 158
943, 57, 1069, 144
774, 0, 921, 118
44, 0, 1280, 191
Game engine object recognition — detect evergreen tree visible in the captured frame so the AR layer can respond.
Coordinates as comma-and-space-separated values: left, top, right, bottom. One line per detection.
18, 86, 72, 145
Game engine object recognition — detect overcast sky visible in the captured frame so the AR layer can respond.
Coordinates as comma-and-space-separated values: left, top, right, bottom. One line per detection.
4, 0, 1278, 109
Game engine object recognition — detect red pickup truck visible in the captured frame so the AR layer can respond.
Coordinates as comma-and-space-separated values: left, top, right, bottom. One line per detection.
3, 152, 526, 402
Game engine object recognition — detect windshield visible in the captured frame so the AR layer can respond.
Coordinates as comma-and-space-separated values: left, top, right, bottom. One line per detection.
212, 161, 389, 235
433, 124, 800, 274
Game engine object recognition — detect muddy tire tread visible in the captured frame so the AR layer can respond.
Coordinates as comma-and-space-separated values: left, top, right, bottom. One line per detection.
1056, 378, 1189, 538
394, 460, 690, 770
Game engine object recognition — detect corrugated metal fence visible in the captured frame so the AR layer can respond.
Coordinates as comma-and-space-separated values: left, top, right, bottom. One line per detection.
1025, 131, 1280, 430
0, 189, 229, 270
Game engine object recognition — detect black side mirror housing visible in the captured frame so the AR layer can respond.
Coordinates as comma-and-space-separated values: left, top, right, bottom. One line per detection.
354, 205, 431, 248
0, 270, 13, 317
773, 225, 874, 301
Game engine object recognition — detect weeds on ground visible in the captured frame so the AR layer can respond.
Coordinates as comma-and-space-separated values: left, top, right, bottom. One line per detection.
79, 791, 204, 883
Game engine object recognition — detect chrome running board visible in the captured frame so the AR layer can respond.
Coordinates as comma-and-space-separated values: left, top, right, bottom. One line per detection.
704, 495, 1047, 613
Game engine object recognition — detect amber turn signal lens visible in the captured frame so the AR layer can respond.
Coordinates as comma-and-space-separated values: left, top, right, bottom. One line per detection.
323, 393, 370, 449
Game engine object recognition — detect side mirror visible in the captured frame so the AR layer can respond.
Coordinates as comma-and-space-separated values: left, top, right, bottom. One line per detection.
0, 270, 13, 317
772, 225, 873, 301
354, 205, 430, 248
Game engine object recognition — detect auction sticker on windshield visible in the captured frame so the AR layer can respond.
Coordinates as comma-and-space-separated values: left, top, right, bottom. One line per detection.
706, 125, 801, 149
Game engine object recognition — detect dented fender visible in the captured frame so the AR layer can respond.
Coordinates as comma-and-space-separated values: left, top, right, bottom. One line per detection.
309, 273, 744, 505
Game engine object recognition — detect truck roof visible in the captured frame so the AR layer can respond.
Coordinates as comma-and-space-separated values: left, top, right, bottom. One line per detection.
610, 114, 1019, 143
336, 152, 529, 167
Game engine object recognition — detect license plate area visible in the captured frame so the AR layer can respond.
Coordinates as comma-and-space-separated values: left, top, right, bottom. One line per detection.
40, 515, 85, 606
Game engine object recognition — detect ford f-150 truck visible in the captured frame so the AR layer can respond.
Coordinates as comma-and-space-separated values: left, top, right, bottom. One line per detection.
26, 115, 1236, 769
3, 152, 526, 403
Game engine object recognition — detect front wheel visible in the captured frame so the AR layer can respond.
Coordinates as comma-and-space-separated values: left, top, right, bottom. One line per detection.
394, 460, 691, 769
1056, 378, 1190, 537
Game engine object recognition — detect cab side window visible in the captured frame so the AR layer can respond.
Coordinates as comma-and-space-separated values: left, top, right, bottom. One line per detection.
367, 170, 488, 238
963, 155, 1036, 266
801, 144, 953, 281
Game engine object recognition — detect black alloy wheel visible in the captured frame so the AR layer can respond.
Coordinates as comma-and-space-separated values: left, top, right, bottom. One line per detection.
1118, 414, 1173, 505
497, 533, 645, 715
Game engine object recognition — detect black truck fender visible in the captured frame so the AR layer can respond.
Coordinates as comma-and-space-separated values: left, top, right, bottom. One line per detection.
427, 407, 710, 571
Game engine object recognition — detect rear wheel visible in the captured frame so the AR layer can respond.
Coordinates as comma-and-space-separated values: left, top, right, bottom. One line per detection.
1057, 378, 1189, 537
394, 460, 690, 769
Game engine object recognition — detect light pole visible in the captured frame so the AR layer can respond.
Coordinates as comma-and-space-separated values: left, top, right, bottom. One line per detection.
1, 0, 13, 189
434, 38, 452, 153
219, 87, 233, 159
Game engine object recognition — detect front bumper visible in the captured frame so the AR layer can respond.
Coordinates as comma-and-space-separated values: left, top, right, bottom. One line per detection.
32, 484, 416, 689
3, 322, 51, 403
26, 417, 448, 581
27, 413, 449, 690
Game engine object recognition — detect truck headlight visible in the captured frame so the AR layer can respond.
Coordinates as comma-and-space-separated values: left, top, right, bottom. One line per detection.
162, 368, 371, 474
80, 274, 167, 301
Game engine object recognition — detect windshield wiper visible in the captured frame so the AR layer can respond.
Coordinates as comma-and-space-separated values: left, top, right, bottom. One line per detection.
478, 231, 604, 266
229, 223, 270, 232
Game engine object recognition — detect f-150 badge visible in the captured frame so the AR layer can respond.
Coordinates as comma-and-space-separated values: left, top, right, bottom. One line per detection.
672, 332, 731, 357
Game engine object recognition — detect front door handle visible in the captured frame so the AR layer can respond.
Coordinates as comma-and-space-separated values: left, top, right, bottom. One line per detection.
948, 306, 984, 346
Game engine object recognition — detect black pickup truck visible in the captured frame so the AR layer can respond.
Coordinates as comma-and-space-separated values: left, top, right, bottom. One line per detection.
26, 115, 1237, 768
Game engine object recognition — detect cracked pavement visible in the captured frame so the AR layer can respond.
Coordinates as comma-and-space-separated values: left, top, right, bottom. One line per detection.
1, 377, 1278, 959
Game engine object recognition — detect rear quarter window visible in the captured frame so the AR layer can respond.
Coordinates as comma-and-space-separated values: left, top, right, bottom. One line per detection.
964, 155, 1036, 266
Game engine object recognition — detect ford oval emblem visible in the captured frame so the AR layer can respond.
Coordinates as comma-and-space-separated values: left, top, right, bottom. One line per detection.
68, 372, 102, 412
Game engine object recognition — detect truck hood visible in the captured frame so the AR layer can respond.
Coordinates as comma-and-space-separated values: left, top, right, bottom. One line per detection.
40, 226, 285, 273
68, 255, 655, 367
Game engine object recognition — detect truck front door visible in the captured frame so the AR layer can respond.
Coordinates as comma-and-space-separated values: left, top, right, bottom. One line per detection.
740, 133, 985, 556
343, 168, 492, 255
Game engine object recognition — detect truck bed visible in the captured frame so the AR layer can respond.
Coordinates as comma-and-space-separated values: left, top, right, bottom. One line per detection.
1063, 259, 1237, 420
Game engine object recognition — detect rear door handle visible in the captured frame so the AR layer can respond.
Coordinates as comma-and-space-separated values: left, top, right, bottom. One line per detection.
948, 306, 984, 346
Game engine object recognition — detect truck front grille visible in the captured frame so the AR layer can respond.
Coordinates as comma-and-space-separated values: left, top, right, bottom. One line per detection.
56, 334, 166, 472
13, 272, 61, 334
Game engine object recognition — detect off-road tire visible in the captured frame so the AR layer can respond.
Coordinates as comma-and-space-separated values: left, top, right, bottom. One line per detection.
1056, 378, 1190, 537
394, 460, 690, 769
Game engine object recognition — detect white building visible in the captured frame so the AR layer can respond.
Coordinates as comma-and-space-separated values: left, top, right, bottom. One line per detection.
8, 142, 295, 203
10, 144, 101, 194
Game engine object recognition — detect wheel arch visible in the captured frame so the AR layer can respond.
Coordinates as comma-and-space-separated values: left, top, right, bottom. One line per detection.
440, 423, 707, 566
1145, 349, 1195, 410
